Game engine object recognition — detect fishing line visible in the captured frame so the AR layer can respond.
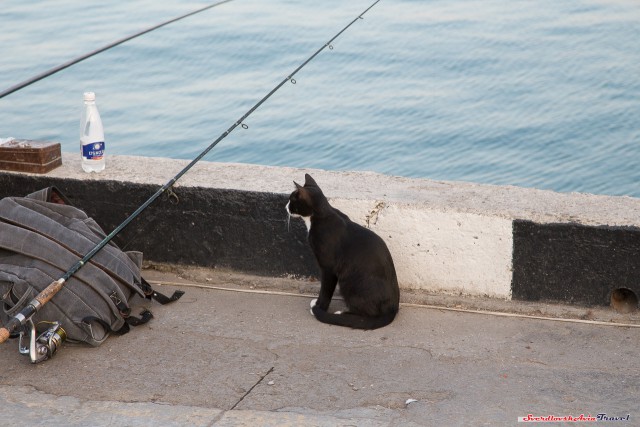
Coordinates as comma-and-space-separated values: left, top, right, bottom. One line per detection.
0, 0, 234, 100
0, 0, 382, 343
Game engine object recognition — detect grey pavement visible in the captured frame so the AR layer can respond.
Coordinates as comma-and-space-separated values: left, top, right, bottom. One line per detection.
0, 268, 638, 426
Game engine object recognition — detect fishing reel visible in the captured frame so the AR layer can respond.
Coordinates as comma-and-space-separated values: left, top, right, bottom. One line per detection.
18, 319, 66, 364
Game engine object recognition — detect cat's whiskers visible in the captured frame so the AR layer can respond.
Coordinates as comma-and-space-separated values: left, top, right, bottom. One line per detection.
285, 202, 291, 232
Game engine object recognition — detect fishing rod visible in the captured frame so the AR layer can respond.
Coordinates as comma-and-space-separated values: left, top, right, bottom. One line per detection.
0, 0, 234, 100
0, 0, 382, 344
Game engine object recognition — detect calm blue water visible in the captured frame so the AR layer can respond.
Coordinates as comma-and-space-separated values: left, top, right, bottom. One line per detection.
1, 0, 639, 197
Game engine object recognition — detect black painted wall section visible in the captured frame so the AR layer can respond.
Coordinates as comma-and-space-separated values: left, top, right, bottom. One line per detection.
512, 220, 640, 306
0, 174, 318, 277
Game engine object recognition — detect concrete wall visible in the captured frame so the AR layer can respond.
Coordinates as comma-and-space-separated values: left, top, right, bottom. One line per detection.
1, 153, 639, 307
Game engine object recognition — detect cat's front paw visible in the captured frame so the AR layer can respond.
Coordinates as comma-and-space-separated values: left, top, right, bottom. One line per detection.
310, 298, 317, 316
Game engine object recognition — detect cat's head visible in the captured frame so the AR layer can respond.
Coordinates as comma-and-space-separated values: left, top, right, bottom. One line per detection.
286, 174, 326, 217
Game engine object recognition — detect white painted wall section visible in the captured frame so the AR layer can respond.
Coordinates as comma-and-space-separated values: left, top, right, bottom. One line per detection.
331, 199, 513, 299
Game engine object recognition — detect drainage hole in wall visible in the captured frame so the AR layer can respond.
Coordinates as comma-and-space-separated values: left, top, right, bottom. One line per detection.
610, 288, 638, 314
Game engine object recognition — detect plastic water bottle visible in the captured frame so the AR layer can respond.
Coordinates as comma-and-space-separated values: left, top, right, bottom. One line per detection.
80, 92, 105, 172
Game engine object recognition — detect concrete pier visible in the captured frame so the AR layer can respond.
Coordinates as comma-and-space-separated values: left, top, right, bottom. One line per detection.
0, 268, 639, 426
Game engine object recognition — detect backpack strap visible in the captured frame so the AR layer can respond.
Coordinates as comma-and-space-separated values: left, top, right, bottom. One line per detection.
122, 309, 153, 326
82, 307, 153, 337
139, 278, 185, 305
41, 308, 151, 344
108, 291, 154, 327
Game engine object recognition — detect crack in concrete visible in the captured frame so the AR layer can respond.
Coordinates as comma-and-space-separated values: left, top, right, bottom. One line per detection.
229, 366, 274, 411
208, 365, 277, 426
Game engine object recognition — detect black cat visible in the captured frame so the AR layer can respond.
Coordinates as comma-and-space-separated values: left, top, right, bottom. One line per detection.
286, 174, 399, 329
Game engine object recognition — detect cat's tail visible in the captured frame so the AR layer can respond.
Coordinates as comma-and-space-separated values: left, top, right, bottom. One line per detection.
311, 305, 397, 330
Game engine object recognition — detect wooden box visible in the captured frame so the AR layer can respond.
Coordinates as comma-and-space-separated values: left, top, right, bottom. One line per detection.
0, 139, 62, 173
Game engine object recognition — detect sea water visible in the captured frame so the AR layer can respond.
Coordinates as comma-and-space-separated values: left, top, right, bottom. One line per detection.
0, 0, 638, 197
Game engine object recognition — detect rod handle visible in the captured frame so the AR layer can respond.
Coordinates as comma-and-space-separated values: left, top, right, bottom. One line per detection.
35, 279, 66, 306
0, 328, 9, 344
0, 279, 65, 345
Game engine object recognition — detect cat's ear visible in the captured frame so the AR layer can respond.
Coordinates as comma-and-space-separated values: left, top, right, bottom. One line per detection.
304, 174, 318, 187
294, 181, 303, 190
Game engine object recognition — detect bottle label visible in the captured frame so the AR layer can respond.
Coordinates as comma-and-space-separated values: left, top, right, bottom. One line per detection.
82, 142, 105, 160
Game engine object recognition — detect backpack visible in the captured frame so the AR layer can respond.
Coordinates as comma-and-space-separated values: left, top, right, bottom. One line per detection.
0, 187, 183, 348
